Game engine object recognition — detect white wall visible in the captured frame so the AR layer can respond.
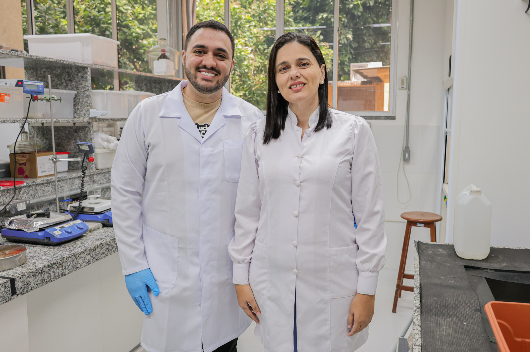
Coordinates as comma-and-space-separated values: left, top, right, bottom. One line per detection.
447, 0, 530, 247
370, 0, 448, 269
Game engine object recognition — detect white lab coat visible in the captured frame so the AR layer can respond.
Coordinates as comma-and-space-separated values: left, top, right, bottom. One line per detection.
229, 108, 387, 352
111, 81, 263, 352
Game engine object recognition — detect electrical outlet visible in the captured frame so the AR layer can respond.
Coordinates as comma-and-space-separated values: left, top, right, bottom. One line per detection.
403, 147, 411, 162
399, 76, 408, 90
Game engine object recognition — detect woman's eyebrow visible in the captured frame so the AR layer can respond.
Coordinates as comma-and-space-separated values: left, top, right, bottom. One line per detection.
276, 57, 312, 68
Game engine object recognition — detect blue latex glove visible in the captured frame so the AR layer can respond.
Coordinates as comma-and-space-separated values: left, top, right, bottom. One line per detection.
125, 268, 160, 315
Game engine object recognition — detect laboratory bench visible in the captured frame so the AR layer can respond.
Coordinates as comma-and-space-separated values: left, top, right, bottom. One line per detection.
0, 226, 143, 352
412, 242, 530, 352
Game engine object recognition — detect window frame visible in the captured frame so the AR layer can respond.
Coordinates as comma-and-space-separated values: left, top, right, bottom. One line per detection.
277, 0, 398, 117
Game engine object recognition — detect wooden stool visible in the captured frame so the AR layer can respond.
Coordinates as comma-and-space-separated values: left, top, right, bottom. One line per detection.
392, 211, 442, 313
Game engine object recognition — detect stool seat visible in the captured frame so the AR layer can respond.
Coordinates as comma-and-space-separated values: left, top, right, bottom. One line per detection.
401, 211, 442, 223
392, 211, 442, 313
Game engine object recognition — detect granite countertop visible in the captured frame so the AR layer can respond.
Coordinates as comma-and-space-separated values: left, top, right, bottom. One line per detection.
0, 169, 110, 189
0, 225, 118, 305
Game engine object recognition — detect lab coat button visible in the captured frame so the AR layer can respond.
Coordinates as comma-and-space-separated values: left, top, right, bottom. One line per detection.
294, 181, 300, 187
292, 269, 299, 275
292, 211, 299, 217
292, 241, 297, 247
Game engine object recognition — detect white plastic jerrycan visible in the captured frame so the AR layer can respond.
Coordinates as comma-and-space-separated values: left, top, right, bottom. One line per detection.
453, 184, 492, 260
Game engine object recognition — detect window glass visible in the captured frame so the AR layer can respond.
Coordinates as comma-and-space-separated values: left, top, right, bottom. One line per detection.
117, 0, 158, 73
74, 0, 112, 38
338, 0, 392, 112
34, 0, 68, 34
285, 0, 334, 106
230, 0, 276, 110
196, 0, 225, 23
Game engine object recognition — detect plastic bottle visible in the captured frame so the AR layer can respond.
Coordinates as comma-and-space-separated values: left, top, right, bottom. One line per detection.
453, 184, 492, 260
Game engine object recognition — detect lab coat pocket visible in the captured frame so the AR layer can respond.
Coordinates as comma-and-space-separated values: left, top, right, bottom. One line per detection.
143, 224, 179, 294
223, 139, 244, 183
249, 241, 268, 296
227, 232, 235, 284
329, 245, 359, 298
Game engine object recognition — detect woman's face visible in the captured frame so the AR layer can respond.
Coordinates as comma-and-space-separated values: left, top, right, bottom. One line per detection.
275, 41, 325, 106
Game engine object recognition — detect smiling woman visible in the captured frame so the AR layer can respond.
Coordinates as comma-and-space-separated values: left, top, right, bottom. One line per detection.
230, 32, 386, 352
264, 32, 331, 144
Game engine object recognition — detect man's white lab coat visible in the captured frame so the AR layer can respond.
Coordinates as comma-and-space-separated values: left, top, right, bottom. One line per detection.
112, 81, 263, 352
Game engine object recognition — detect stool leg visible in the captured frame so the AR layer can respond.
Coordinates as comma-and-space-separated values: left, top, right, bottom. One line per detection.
393, 221, 412, 313
429, 223, 437, 242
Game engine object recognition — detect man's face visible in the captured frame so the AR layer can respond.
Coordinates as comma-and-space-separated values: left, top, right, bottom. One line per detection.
183, 28, 234, 95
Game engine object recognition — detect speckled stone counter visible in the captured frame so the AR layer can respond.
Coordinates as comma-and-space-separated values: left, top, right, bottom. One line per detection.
0, 169, 111, 223
0, 225, 117, 305
412, 241, 421, 352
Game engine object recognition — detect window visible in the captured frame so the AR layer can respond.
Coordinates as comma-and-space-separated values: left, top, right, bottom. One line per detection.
33, 0, 68, 35
74, 0, 113, 38
117, 0, 158, 73
196, 0, 225, 24
284, 0, 335, 105
337, 0, 393, 113
230, 0, 276, 110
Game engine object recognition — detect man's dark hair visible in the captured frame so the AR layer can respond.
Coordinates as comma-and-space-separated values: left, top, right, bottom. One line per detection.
184, 20, 235, 57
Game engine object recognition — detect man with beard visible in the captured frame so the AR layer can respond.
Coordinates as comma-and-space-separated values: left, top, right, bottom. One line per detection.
111, 20, 263, 352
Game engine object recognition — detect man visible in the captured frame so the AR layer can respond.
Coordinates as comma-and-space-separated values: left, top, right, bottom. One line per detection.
111, 20, 263, 352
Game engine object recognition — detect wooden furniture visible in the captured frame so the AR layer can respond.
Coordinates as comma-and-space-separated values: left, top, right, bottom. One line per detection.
392, 211, 442, 313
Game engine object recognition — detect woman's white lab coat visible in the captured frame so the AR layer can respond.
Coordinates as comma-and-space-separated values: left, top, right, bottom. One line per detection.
111, 81, 262, 352
229, 108, 387, 352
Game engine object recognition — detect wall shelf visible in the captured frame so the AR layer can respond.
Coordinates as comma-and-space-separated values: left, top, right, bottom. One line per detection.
0, 49, 182, 83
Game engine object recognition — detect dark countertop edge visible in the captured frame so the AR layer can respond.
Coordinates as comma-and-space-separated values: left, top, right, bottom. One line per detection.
413, 241, 422, 351
0, 228, 118, 305
412, 241, 530, 351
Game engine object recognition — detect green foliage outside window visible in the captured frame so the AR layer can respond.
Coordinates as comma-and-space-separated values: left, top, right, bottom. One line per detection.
196, 0, 390, 110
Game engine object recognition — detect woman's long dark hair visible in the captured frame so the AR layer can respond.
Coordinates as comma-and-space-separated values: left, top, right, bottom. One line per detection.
264, 32, 332, 144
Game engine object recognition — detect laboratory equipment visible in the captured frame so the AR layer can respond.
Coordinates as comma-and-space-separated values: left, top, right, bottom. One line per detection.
24, 34, 120, 67
0, 79, 45, 95
55, 152, 70, 172
0, 79, 44, 119
1, 211, 89, 245
453, 184, 492, 260
23, 89, 76, 119
7, 130, 42, 153
147, 38, 180, 76
91, 90, 129, 118
0, 245, 27, 272
66, 195, 113, 227
94, 149, 116, 170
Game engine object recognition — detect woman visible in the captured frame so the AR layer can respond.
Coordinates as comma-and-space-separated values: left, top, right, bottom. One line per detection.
229, 33, 386, 352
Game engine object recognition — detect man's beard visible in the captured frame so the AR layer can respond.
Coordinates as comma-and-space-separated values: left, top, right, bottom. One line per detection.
184, 62, 230, 94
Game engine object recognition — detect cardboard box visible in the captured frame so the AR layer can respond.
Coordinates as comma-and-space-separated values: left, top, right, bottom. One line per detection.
9, 152, 55, 178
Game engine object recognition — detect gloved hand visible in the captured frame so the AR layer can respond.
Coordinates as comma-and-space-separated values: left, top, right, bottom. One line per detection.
125, 268, 160, 315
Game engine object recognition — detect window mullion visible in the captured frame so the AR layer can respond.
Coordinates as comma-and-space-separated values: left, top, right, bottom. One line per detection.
332, 0, 339, 109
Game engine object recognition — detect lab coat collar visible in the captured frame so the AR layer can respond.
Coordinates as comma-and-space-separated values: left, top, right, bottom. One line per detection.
287, 106, 320, 133
159, 80, 243, 143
